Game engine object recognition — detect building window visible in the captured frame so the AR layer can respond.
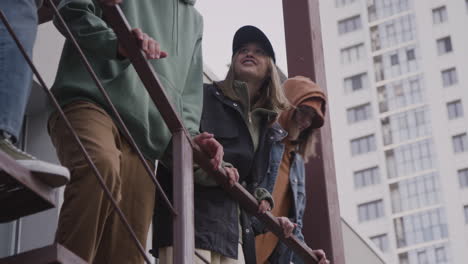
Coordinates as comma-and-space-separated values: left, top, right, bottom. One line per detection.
354, 167, 380, 189
459, 168, 468, 188
338, 15, 362, 35
406, 48, 416, 61
464, 205, 468, 224
377, 75, 424, 113
432, 6, 448, 24
390, 53, 399, 65
417, 250, 428, 264
344, 73, 368, 93
441, 68, 458, 87
435, 247, 448, 263
358, 199, 385, 222
335, 0, 356, 7
347, 103, 372, 124
369, 14, 416, 51
386, 139, 434, 179
381, 106, 431, 146
437, 36, 453, 55
341, 43, 365, 64
399, 253, 409, 264
374, 45, 419, 82
400, 243, 451, 264
367, 0, 412, 22
447, 100, 464, 119
394, 208, 448, 248
390, 172, 440, 213
370, 234, 389, 252
351, 135, 377, 156
452, 133, 468, 153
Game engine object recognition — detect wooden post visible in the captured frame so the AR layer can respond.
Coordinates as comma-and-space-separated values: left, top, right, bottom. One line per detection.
282, 1, 346, 263
173, 131, 194, 264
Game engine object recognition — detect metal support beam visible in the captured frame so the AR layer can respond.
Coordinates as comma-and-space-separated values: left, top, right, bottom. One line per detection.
282, 1, 346, 263
172, 131, 194, 264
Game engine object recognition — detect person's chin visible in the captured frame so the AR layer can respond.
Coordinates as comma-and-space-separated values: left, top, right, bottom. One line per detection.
236, 70, 258, 81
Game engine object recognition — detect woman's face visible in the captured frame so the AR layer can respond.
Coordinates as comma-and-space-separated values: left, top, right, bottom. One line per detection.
233, 42, 270, 83
293, 105, 316, 133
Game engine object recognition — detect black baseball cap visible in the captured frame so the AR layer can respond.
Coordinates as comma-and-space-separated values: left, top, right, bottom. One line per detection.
232, 25, 276, 63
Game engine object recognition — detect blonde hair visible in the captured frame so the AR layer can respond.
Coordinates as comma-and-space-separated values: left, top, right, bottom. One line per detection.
217, 52, 289, 115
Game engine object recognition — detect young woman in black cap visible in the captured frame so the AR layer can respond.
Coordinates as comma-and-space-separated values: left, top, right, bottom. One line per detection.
153, 25, 294, 264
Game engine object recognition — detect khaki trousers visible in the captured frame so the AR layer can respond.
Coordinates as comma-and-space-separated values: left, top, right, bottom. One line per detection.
49, 101, 156, 264
158, 245, 246, 264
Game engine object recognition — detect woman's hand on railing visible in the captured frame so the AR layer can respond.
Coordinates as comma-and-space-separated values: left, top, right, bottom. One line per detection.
312, 249, 330, 264
277, 216, 297, 238
118, 28, 168, 60
224, 166, 239, 187
100, 0, 122, 6
193, 132, 223, 170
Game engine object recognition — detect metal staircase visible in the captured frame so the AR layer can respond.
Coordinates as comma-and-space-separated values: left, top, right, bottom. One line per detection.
0, 151, 55, 223
0, 152, 86, 263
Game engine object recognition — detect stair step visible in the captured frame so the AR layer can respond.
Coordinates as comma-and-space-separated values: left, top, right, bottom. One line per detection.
0, 151, 56, 223
0, 243, 86, 264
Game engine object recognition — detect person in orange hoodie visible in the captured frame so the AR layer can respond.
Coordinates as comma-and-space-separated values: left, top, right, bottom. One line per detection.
253, 76, 329, 264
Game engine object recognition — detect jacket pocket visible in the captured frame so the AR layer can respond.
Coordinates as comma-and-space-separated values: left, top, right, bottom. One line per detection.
201, 118, 239, 139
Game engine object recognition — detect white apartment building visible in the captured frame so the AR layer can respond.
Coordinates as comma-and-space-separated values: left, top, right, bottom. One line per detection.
320, 0, 468, 263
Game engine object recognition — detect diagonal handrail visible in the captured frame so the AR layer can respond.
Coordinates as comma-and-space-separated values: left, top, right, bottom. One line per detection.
0, 10, 153, 264
100, 4, 319, 263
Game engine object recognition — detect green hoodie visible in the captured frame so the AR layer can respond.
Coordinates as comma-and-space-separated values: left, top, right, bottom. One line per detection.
52, 0, 203, 161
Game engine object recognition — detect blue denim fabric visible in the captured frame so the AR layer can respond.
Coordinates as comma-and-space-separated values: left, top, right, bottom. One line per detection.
0, 0, 38, 141
257, 141, 307, 264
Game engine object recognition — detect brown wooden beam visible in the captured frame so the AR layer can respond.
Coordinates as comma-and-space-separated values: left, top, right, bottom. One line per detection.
282, 0, 346, 263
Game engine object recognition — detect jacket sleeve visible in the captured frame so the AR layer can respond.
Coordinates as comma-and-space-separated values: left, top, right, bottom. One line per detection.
250, 187, 275, 236
254, 188, 274, 209
53, 0, 120, 60
194, 160, 231, 186
181, 19, 204, 137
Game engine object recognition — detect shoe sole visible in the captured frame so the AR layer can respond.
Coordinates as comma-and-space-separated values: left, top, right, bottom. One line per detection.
16, 160, 70, 188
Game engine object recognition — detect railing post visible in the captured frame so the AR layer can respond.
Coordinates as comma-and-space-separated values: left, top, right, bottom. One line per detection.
172, 131, 194, 264
282, 0, 346, 263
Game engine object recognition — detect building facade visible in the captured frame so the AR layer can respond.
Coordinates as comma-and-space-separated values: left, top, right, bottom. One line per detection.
320, 0, 468, 263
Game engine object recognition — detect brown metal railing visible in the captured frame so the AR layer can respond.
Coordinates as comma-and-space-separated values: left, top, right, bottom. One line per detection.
0, 0, 320, 263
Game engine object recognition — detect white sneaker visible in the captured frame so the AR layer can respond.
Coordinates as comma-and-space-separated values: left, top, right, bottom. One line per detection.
0, 135, 69, 187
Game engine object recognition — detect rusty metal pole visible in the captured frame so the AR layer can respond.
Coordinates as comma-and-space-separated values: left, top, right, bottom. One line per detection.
282, 1, 346, 263
172, 131, 194, 264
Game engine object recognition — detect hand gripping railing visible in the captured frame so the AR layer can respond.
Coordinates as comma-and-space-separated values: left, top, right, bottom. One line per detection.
1, 1, 319, 263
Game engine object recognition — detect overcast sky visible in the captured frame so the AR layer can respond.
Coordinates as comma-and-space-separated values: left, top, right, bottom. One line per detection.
195, 0, 288, 79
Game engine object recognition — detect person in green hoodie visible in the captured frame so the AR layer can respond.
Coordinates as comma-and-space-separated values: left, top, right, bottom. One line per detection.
47, 0, 216, 263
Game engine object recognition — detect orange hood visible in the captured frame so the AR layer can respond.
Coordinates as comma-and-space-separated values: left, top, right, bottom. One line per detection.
278, 76, 327, 132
